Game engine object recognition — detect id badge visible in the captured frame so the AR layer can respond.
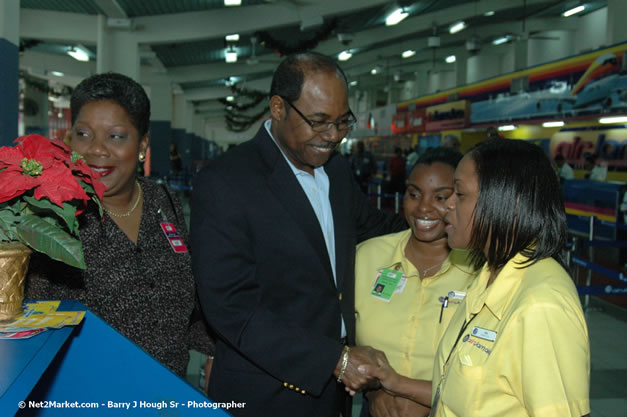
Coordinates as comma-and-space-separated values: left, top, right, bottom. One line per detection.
371, 268, 405, 302
160, 222, 189, 253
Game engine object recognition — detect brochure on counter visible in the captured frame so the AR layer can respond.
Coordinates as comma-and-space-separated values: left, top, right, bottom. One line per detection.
0, 301, 85, 339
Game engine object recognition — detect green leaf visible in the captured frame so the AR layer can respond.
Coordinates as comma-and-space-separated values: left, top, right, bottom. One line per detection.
15, 215, 85, 269
0, 208, 21, 241
23, 195, 79, 235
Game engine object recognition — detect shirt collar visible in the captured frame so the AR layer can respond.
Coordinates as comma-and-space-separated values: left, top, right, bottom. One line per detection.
380, 229, 474, 280
466, 252, 529, 320
264, 119, 323, 178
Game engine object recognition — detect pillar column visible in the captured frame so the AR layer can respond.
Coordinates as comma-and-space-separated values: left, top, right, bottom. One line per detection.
96, 15, 140, 79
606, 0, 627, 45
0, 0, 19, 145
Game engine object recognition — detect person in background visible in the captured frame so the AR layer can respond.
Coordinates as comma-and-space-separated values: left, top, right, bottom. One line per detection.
584, 153, 608, 181
355, 147, 475, 417
351, 140, 377, 193
442, 135, 461, 152
26, 72, 214, 379
191, 52, 407, 417
169, 142, 183, 173
555, 154, 574, 181
359, 139, 590, 417
387, 147, 406, 195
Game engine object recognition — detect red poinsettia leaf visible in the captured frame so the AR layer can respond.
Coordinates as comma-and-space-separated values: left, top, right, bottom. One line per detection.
0, 170, 39, 203
16, 135, 58, 168
0, 146, 26, 169
33, 164, 89, 207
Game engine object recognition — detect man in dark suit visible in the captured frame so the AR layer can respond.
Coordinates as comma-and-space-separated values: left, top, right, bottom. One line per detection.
191, 52, 407, 417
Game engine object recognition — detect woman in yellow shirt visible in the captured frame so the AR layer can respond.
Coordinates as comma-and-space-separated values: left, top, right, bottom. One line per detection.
355, 147, 475, 417
359, 139, 590, 417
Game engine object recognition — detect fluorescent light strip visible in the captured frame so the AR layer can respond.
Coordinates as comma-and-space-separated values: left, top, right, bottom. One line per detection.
225, 34, 240, 41
599, 116, 627, 124
484, 11, 495, 17
224, 0, 241, 6
386, 8, 408, 26
445, 55, 456, 63
542, 121, 565, 127
449, 21, 466, 34
226, 96, 235, 102
563, 5, 585, 17
498, 125, 517, 131
493, 36, 510, 45
402, 49, 416, 58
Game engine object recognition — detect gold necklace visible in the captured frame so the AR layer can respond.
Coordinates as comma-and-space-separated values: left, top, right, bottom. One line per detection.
105, 181, 142, 218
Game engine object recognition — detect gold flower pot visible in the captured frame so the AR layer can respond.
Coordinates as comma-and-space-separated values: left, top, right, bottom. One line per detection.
0, 242, 32, 322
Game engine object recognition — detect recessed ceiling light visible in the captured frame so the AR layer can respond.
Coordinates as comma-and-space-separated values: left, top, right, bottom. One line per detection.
498, 125, 517, 131
226, 96, 235, 102
402, 50, 416, 58
484, 10, 495, 16
386, 8, 408, 26
67, 46, 89, 62
338, 51, 352, 61
371, 68, 378, 75
225, 49, 237, 63
449, 21, 466, 34
50, 71, 64, 77
445, 55, 456, 63
225, 34, 240, 41
224, 0, 241, 6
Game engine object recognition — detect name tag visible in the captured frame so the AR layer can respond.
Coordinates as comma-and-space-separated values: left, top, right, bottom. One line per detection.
160, 222, 189, 253
448, 290, 466, 300
371, 268, 405, 302
471, 326, 497, 342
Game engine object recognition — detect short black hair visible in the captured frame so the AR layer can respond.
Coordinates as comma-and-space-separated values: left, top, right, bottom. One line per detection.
411, 146, 463, 175
269, 52, 348, 103
554, 154, 565, 162
467, 139, 567, 270
71, 72, 151, 137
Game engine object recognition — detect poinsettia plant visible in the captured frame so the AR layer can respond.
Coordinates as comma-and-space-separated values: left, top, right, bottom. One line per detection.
0, 134, 105, 269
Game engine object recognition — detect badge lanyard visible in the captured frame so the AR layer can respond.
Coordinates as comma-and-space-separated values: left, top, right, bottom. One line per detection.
430, 313, 477, 417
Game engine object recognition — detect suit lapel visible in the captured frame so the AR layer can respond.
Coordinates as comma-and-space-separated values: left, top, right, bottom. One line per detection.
327, 156, 349, 291
255, 128, 335, 282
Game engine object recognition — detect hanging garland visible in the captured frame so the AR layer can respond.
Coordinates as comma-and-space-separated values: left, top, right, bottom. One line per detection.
255, 19, 337, 57
222, 85, 269, 132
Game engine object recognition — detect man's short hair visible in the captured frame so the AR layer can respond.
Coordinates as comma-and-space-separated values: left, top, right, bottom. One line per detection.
466, 139, 567, 271
269, 52, 348, 103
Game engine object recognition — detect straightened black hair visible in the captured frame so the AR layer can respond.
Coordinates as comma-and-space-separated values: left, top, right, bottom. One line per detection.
467, 139, 567, 271
71, 72, 150, 137
412, 146, 463, 173
269, 52, 348, 104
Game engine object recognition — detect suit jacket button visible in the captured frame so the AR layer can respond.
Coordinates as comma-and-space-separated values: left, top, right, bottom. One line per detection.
289, 384, 294, 389
283, 382, 288, 387
301, 390, 306, 395
338, 292, 343, 301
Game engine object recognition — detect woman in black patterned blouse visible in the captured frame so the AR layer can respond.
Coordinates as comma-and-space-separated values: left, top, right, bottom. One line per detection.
26, 73, 214, 378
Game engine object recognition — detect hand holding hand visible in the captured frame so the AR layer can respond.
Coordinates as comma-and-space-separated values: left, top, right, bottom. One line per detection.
335, 346, 386, 394
358, 354, 399, 395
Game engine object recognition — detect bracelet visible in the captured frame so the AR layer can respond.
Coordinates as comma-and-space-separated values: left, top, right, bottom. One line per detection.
337, 346, 350, 383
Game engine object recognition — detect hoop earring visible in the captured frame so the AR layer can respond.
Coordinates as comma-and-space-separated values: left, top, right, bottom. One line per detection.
138, 152, 146, 162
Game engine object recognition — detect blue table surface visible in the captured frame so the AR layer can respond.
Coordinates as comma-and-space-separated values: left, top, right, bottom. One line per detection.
0, 300, 83, 412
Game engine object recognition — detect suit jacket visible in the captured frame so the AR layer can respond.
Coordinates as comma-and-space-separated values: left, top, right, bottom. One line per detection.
191, 126, 406, 417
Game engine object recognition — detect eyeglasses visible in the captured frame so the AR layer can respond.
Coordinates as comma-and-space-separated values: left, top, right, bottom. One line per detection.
281, 97, 357, 133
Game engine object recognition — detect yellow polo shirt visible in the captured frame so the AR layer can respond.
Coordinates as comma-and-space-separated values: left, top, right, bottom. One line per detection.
355, 229, 475, 380
432, 253, 590, 417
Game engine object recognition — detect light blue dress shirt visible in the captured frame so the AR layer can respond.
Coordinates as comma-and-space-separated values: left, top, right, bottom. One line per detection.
265, 120, 346, 338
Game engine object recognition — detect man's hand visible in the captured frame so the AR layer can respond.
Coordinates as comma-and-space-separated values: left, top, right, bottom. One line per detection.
334, 346, 386, 394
